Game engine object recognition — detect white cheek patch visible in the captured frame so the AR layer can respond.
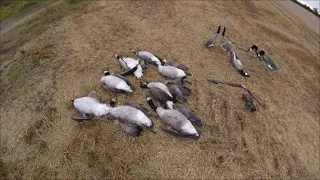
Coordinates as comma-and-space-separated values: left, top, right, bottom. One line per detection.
249, 48, 252, 51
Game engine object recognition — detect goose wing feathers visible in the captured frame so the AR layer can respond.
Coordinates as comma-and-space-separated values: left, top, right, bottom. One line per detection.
112, 74, 136, 91
149, 87, 174, 103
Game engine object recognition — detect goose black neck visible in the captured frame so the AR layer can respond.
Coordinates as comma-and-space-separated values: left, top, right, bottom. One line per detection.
217, 26, 221, 33
222, 27, 226, 36
147, 99, 157, 112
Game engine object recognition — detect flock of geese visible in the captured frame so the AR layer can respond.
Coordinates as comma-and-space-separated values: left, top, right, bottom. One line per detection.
71, 26, 278, 139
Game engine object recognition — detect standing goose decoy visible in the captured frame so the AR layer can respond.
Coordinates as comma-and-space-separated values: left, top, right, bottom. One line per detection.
166, 101, 204, 126
109, 105, 156, 136
205, 25, 221, 47
101, 71, 136, 93
115, 54, 143, 78
221, 27, 232, 52
72, 91, 114, 121
147, 97, 199, 139
257, 50, 278, 70
230, 51, 250, 77
157, 61, 191, 79
140, 81, 174, 104
132, 50, 163, 66
163, 59, 189, 71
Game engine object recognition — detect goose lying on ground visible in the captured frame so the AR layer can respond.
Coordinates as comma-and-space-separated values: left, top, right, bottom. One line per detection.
72, 91, 114, 121
166, 101, 204, 126
147, 97, 199, 139
101, 71, 136, 93
109, 104, 156, 136
140, 81, 174, 104
115, 54, 143, 78
132, 50, 163, 66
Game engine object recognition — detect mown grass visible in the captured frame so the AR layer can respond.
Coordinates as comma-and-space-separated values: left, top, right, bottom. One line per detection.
1, 0, 45, 23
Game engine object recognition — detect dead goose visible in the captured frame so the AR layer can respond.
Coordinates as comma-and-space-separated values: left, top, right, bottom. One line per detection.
230, 51, 250, 77
147, 97, 199, 139
140, 81, 174, 104
101, 71, 136, 93
132, 50, 163, 66
166, 101, 204, 126
124, 100, 150, 117
72, 91, 114, 121
165, 77, 191, 101
221, 27, 232, 52
257, 50, 278, 70
115, 54, 143, 78
109, 104, 156, 136
157, 61, 191, 79
205, 25, 221, 47
163, 59, 189, 70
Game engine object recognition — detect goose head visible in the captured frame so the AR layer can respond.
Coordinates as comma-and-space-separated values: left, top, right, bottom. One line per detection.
258, 50, 265, 57
103, 71, 110, 76
140, 81, 149, 88
114, 54, 123, 60
248, 45, 258, 52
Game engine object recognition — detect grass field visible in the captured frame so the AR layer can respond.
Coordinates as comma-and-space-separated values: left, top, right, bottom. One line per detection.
0, 1, 319, 179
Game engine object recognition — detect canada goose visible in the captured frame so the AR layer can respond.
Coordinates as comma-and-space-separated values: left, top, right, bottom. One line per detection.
163, 59, 189, 71
230, 51, 250, 77
247, 45, 277, 70
165, 77, 191, 101
205, 25, 221, 47
147, 97, 199, 138
221, 27, 232, 52
124, 101, 150, 117
157, 61, 191, 79
247, 45, 258, 52
257, 50, 278, 70
115, 54, 143, 78
72, 91, 114, 121
132, 50, 163, 66
140, 81, 174, 104
166, 101, 204, 126
101, 71, 136, 93
109, 105, 156, 136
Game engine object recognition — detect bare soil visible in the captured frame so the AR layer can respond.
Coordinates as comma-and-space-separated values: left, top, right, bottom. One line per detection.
0, 1, 319, 179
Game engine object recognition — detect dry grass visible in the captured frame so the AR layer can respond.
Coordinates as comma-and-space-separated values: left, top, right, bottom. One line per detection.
0, 1, 319, 179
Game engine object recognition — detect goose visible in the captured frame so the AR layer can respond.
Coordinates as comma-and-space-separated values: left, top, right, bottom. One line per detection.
109, 105, 156, 136
257, 50, 278, 70
72, 91, 114, 121
140, 81, 174, 104
157, 61, 191, 79
166, 101, 204, 126
247, 45, 278, 70
221, 27, 232, 52
132, 50, 163, 66
247, 45, 258, 52
124, 100, 150, 117
115, 54, 143, 78
230, 51, 250, 77
163, 59, 189, 70
165, 77, 191, 101
147, 97, 199, 138
101, 71, 136, 93
205, 25, 221, 47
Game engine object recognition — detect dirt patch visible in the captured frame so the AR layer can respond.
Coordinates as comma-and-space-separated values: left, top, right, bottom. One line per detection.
0, 1, 319, 179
